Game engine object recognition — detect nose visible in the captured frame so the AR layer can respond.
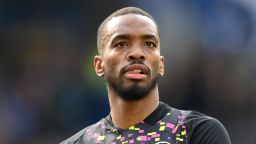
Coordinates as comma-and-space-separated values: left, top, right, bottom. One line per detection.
127, 47, 145, 61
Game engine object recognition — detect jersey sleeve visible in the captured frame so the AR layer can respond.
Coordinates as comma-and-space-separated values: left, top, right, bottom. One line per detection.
189, 118, 231, 144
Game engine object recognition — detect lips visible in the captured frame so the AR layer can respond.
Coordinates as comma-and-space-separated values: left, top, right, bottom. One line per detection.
123, 64, 149, 80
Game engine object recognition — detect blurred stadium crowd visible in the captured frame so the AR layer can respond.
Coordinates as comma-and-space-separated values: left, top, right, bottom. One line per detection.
0, 0, 255, 144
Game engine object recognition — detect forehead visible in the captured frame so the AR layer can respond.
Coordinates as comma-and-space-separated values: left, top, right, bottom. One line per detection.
105, 14, 159, 39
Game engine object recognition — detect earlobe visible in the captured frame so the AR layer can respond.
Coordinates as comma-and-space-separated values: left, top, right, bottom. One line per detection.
94, 55, 104, 77
159, 56, 164, 76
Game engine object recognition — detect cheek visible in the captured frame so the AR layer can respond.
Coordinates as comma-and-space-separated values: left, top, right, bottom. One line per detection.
104, 55, 122, 75
150, 57, 161, 75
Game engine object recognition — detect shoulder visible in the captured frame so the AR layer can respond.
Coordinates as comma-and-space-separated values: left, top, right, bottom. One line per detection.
168, 107, 231, 143
59, 120, 104, 144
189, 117, 231, 144
179, 110, 231, 144
60, 128, 86, 144
170, 107, 218, 126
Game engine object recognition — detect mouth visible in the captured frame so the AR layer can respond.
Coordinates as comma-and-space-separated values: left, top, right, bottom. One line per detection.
123, 64, 149, 80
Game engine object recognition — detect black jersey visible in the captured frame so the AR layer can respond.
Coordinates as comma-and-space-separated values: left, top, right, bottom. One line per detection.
60, 102, 231, 144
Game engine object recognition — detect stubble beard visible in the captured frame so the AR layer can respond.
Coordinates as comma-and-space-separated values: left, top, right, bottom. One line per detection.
105, 72, 160, 101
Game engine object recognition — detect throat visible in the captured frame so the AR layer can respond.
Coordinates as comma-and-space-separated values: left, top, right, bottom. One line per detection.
108, 85, 160, 129
110, 98, 159, 129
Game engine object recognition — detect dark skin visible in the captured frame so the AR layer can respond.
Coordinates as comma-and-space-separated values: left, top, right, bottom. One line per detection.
94, 14, 164, 129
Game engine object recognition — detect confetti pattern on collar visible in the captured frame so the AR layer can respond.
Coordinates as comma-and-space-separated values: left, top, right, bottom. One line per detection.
83, 110, 190, 144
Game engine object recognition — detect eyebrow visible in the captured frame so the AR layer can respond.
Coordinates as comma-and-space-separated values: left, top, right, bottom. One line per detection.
112, 34, 158, 40
141, 34, 158, 40
112, 34, 131, 40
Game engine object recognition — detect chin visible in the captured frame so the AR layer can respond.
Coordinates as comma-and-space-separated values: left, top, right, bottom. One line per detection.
115, 83, 155, 101
124, 80, 148, 88
106, 73, 159, 101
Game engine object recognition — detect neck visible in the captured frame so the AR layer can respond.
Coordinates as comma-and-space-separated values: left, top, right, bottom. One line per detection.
108, 86, 159, 129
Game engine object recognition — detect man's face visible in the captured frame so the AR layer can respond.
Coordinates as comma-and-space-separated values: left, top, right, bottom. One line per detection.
95, 14, 164, 101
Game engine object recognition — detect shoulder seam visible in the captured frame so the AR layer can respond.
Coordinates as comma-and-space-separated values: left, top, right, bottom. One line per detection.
60, 128, 86, 144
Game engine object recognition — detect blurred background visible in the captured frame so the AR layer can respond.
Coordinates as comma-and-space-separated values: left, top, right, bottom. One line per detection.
0, 0, 255, 143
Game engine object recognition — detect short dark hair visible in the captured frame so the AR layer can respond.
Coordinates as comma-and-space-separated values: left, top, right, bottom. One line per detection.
97, 7, 159, 55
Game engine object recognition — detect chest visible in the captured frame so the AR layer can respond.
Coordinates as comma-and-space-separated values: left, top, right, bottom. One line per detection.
86, 122, 190, 144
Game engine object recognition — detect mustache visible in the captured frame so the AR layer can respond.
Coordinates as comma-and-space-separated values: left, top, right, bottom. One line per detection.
121, 60, 150, 74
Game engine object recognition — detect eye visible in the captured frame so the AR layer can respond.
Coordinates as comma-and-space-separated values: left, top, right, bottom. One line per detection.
114, 41, 129, 48
145, 41, 156, 48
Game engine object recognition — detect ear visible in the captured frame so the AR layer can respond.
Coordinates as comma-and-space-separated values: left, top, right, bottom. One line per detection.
94, 55, 104, 77
159, 56, 164, 76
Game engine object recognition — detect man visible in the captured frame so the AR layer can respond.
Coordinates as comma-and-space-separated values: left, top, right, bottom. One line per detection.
60, 7, 231, 144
